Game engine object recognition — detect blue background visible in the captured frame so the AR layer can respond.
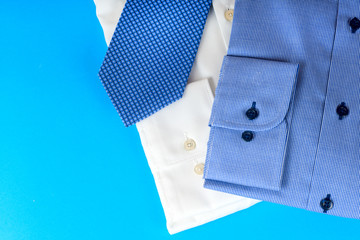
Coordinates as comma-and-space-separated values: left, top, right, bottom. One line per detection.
1, 1, 359, 239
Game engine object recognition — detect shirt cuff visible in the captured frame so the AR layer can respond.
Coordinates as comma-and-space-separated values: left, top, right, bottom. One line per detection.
137, 79, 259, 234
204, 56, 299, 191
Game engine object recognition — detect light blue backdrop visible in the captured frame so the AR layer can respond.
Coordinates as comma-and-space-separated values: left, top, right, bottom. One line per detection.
0, 1, 359, 239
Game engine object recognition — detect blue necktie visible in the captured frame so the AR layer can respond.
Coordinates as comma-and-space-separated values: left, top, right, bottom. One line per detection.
99, 0, 212, 127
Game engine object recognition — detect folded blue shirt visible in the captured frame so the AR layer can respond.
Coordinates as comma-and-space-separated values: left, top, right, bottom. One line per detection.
204, 0, 360, 219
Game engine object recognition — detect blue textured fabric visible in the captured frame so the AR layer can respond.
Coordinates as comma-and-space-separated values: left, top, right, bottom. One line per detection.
204, 0, 360, 219
206, 56, 299, 191
98, 0, 212, 127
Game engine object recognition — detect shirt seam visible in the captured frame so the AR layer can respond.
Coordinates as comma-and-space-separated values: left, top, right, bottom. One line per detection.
305, 0, 340, 210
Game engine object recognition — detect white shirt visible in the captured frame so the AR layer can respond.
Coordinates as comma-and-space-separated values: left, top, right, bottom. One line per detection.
94, 0, 260, 234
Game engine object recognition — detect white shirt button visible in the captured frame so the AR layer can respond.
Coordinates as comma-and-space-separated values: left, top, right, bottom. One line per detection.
194, 163, 205, 175
184, 138, 196, 151
224, 9, 234, 22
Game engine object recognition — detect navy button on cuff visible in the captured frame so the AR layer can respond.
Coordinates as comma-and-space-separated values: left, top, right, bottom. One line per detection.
246, 102, 259, 120
242, 131, 254, 142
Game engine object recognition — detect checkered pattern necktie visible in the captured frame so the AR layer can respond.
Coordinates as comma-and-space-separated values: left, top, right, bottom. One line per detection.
98, 0, 212, 127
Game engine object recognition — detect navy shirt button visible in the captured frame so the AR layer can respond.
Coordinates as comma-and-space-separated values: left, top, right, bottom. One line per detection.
246, 102, 259, 120
320, 194, 333, 213
349, 17, 360, 33
336, 102, 349, 119
242, 131, 254, 142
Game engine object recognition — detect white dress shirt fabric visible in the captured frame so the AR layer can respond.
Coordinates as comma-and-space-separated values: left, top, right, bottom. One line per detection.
94, 0, 260, 234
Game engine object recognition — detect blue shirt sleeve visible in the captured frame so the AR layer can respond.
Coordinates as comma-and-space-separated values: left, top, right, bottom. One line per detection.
204, 55, 299, 191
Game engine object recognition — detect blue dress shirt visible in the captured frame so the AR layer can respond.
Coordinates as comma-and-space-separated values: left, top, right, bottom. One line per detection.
204, 0, 360, 218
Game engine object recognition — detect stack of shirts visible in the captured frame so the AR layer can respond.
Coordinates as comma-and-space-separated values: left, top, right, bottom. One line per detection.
95, 0, 360, 234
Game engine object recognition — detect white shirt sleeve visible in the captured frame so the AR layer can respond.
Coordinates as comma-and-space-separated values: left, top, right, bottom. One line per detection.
94, 0, 260, 234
